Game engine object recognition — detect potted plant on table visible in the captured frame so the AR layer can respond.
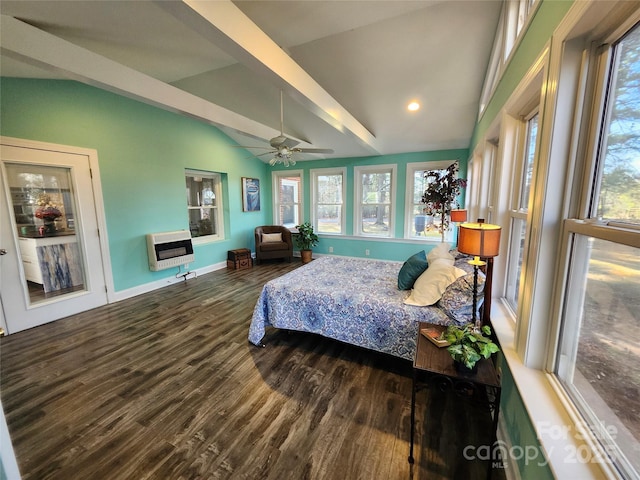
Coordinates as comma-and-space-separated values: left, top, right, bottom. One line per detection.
294, 221, 319, 264
442, 323, 500, 373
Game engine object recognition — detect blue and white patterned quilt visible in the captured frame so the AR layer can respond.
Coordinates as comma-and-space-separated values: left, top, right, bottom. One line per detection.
248, 256, 453, 361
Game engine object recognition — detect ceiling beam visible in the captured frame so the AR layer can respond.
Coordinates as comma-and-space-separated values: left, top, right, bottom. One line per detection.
158, 0, 381, 155
0, 14, 286, 144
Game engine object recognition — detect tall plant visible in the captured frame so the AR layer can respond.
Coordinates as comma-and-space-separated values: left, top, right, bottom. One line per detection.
294, 221, 319, 251
421, 163, 467, 241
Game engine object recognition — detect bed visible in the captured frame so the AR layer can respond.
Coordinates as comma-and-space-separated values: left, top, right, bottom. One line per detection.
248, 251, 491, 362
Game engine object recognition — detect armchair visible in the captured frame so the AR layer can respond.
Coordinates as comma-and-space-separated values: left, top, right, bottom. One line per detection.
255, 225, 293, 264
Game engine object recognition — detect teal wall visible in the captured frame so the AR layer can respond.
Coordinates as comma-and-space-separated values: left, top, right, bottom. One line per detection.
272, 150, 468, 262
0, 5, 574, 475
1, 78, 463, 291
0, 78, 270, 291
499, 361, 555, 479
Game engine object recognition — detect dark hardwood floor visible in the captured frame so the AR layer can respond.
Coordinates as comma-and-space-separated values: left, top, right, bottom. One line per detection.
1, 259, 506, 480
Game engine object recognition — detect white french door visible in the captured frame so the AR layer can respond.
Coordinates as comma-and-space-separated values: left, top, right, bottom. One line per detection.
0, 137, 109, 334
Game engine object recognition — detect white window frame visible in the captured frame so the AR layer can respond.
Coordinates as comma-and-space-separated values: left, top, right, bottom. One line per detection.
354, 164, 396, 238
478, 10, 505, 115
483, 140, 499, 224
404, 160, 457, 241
310, 167, 346, 235
504, 109, 540, 313
470, 139, 500, 225
272, 169, 303, 228
469, 2, 640, 480
479, 48, 546, 328
549, 17, 640, 478
185, 169, 224, 244
478, 0, 542, 117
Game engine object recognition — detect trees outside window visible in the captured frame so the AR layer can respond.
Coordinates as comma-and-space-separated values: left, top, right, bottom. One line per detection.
421, 162, 466, 242
311, 168, 345, 234
405, 160, 459, 241
354, 165, 395, 237
556, 21, 640, 478
185, 170, 223, 241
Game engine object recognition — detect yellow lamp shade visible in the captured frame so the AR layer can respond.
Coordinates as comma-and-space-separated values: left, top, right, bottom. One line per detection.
458, 222, 501, 258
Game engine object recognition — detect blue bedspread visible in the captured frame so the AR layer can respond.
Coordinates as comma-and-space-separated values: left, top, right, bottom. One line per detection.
248, 256, 453, 361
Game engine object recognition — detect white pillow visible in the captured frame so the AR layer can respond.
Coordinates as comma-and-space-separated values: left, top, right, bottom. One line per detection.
404, 258, 466, 306
426, 242, 453, 265
262, 232, 283, 243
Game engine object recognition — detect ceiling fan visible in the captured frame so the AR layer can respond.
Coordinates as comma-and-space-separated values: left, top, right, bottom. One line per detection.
236, 91, 334, 166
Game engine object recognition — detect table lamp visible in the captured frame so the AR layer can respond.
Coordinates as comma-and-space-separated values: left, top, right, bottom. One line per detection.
450, 209, 467, 246
450, 209, 467, 223
457, 222, 501, 330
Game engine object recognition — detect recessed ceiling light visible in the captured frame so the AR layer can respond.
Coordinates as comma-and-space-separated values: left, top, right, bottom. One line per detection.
407, 101, 420, 111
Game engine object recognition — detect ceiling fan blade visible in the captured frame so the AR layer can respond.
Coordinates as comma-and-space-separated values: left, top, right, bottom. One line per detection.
281, 137, 300, 148
244, 150, 277, 160
293, 148, 335, 154
234, 145, 274, 150
254, 150, 277, 157
242, 92, 333, 165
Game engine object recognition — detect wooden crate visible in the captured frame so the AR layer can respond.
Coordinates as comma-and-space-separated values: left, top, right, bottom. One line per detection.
227, 248, 252, 270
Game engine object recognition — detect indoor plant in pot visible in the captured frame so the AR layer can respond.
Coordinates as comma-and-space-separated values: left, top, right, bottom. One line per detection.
294, 221, 319, 264
421, 162, 467, 242
442, 323, 500, 373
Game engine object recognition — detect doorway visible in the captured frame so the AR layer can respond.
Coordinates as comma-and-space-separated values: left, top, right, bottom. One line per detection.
0, 137, 110, 334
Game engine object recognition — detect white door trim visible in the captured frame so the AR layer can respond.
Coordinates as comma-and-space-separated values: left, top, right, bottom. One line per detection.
0, 136, 115, 302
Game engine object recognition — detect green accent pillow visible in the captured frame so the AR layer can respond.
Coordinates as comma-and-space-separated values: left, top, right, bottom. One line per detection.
397, 250, 428, 290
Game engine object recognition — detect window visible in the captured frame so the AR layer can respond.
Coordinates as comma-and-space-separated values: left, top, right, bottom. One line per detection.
556, 22, 640, 478
354, 165, 395, 237
185, 170, 223, 241
469, 140, 499, 225
478, 0, 541, 115
405, 161, 458, 241
505, 111, 538, 312
479, 19, 504, 114
273, 170, 302, 228
505, 0, 536, 59
482, 140, 499, 224
311, 168, 345, 234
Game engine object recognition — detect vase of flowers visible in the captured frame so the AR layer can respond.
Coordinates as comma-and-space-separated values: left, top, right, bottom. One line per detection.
421, 163, 467, 242
34, 193, 62, 233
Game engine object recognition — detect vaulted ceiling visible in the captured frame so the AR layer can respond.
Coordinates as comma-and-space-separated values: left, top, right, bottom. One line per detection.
0, 0, 502, 161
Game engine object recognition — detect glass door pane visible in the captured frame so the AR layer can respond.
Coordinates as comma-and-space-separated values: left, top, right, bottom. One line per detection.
5, 162, 86, 305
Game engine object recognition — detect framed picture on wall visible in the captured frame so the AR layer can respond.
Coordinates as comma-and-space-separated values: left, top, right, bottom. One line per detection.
242, 177, 260, 212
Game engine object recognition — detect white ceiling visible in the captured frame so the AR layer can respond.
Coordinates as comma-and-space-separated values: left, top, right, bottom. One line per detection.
0, 0, 502, 161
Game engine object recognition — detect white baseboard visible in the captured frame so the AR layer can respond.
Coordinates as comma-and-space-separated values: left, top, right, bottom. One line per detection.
109, 261, 227, 303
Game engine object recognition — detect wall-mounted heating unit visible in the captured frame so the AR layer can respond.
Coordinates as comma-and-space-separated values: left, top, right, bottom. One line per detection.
147, 230, 194, 271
